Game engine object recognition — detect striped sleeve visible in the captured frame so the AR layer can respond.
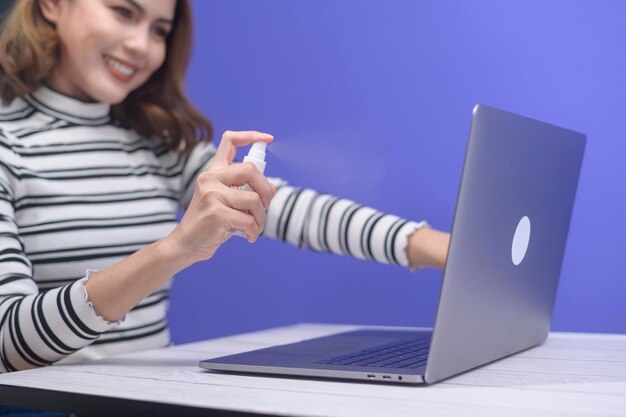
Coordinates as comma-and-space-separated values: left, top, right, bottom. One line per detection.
263, 181, 428, 268
0, 133, 114, 373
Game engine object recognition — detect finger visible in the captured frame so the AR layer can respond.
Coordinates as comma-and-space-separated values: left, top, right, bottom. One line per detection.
223, 186, 267, 230
224, 207, 262, 243
215, 162, 274, 208
210, 130, 273, 169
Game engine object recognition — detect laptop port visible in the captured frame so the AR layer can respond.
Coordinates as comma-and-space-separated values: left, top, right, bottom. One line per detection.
382, 375, 391, 380
367, 374, 375, 379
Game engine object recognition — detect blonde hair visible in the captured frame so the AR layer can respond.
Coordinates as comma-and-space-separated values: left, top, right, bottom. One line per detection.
0, 0, 212, 157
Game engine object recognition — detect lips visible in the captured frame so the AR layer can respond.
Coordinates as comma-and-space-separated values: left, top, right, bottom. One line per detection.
103, 54, 139, 82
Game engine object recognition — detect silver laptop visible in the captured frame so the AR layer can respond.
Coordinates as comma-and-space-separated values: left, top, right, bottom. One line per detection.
199, 105, 586, 384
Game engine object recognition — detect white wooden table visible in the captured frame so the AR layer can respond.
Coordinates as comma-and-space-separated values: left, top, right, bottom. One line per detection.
0, 323, 624, 417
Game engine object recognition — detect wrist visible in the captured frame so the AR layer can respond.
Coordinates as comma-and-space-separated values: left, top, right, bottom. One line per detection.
407, 227, 450, 270
156, 234, 200, 273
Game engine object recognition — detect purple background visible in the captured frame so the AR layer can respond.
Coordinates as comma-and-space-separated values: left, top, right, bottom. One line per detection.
169, 0, 626, 343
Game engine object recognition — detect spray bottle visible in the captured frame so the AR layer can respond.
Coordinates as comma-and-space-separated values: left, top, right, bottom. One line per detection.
239, 141, 267, 190
230, 142, 268, 238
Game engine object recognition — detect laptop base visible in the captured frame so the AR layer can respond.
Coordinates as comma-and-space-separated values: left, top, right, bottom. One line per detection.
200, 329, 430, 385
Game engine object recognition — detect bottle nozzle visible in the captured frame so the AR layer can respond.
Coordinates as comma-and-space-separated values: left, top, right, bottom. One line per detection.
250, 141, 267, 156
243, 141, 267, 174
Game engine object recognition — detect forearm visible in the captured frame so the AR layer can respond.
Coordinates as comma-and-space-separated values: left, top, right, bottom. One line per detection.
83, 237, 193, 323
407, 227, 451, 270
264, 183, 427, 267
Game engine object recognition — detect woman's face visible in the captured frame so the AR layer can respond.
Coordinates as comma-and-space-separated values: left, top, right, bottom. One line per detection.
40, 0, 176, 103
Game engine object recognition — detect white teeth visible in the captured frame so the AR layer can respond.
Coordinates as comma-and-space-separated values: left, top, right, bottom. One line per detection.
104, 57, 136, 77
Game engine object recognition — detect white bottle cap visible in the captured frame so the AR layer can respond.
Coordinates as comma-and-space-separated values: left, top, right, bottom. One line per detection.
243, 141, 267, 174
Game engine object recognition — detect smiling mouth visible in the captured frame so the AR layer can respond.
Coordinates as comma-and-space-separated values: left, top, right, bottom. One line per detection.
103, 55, 139, 82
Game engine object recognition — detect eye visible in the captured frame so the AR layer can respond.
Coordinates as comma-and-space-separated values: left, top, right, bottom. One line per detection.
112, 6, 133, 20
152, 26, 171, 39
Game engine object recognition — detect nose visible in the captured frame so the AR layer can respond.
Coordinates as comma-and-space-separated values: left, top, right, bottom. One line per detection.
123, 25, 151, 59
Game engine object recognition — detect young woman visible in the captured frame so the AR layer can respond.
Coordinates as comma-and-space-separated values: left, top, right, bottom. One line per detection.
0, 0, 450, 374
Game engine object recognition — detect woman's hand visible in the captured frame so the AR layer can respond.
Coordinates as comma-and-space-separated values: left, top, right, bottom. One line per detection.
165, 131, 276, 265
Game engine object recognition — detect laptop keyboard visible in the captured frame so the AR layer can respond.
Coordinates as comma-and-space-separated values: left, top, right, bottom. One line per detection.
316, 336, 431, 369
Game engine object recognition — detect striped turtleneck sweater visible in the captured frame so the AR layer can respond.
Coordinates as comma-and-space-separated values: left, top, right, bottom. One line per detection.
0, 86, 426, 372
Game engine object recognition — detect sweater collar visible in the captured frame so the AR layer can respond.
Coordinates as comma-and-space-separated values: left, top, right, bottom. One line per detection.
26, 85, 111, 123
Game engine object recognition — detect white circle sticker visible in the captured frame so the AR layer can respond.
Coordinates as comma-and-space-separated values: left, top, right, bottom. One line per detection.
511, 216, 531, 266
